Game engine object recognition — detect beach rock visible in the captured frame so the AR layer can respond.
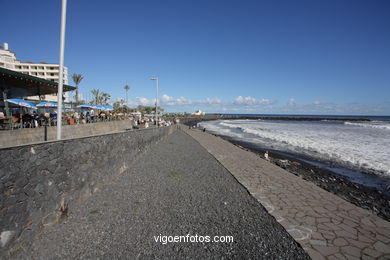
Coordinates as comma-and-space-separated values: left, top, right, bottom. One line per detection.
275, 159, 290, 169
0, 231, 15, 248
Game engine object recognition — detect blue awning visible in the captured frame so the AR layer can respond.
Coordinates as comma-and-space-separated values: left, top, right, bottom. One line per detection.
5, 99, 37, 109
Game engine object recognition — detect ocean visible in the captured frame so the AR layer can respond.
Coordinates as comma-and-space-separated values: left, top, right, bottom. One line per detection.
199, 116, 390, 180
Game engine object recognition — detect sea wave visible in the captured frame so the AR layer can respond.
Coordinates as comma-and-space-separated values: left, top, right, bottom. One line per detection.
344, 121, 390, 130
201, 120, 390, 177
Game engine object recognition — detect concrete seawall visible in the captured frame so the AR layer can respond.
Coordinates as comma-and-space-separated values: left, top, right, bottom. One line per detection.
0, 120, 134, 148
0, 126, 176, 256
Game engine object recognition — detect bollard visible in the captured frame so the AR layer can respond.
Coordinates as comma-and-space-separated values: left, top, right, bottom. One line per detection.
44, 123, 48, 141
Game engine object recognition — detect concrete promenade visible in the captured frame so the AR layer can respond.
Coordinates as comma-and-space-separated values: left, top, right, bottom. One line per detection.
185, 128, 390, 259
19, 130, 307, 259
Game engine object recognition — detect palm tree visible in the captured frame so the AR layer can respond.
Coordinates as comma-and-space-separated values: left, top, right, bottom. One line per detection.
101, 92, 111, 105
124, 85, 131, 107
119, 98, 125, 107
72, 73, 84, 104
90, 89, 111, 105
91, 89, 100, 104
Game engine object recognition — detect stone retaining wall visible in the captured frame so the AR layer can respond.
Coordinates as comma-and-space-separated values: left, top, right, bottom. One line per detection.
0, 120, 134, 148
0, 126, 176, 256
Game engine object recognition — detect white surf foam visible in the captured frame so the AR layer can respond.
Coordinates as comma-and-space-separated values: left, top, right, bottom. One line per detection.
344, 121, 390, 130
201, 120, 390, 177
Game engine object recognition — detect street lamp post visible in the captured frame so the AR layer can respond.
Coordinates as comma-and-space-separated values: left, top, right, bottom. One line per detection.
56, 0, 67, 140
150, 77, 158, 126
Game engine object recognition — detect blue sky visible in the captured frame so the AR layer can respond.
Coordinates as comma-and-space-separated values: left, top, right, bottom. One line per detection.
1, 0, 389, 115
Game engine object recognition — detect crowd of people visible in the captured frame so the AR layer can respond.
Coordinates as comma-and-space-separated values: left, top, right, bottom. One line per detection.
0, 109, 178, 130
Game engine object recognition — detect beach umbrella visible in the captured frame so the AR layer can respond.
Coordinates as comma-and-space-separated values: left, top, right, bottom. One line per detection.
5, 99, 37, 109
77, 104, 93, 109
104, 105, 113, 111
36, 101, 58, 108
93, 104, 106, 110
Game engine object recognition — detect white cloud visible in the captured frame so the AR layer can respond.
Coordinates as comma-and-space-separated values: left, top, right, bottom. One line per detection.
233, 96, 257, 105
287, 98, 296, 106
160, 94, 192, 106
258, 98, 274, 105
177, 96, 192, 105
206, 98, 222, 105
128, 94, 277, 111
232, 96, 275, 106
161, 94, 174, 103
136, 97, 155, 106
313, 100, 327, 105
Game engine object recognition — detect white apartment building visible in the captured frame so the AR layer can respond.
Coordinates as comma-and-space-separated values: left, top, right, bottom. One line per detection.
0, 42, 70, 102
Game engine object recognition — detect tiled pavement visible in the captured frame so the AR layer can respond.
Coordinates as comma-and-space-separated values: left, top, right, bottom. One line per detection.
184, 127, 390, 260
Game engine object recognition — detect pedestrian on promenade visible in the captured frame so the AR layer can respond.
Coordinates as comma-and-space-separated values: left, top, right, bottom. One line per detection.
74, 111, 80, 124
90, 109, 95, 122
86, 111, 91, 123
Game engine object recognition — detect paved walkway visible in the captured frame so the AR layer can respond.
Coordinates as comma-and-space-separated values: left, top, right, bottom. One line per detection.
185, 128, 390, 260
20, 130, 307, 259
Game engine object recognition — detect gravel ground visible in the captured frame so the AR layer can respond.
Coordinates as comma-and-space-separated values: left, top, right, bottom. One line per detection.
19, 130, 308, 259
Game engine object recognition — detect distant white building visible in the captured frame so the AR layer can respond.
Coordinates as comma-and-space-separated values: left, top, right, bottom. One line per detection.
0, 42, 69, 102
192, 110, 205, 116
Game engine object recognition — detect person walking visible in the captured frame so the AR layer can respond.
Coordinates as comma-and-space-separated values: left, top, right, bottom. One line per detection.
74, 111, 80, 124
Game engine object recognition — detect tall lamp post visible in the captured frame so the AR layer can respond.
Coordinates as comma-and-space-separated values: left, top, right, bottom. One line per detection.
57, 0, 67, 140
150, 77, 158, 126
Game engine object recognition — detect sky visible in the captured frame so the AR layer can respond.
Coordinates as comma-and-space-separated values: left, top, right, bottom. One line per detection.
1, 0, 390, 115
